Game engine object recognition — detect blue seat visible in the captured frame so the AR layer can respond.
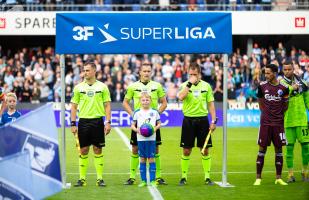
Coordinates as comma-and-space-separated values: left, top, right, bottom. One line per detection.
180, 4, 187, 11
132, 4, 141, 11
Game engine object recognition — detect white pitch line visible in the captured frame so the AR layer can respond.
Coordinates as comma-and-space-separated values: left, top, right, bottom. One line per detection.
114, 127, 164, 200
67, 170, 300, 175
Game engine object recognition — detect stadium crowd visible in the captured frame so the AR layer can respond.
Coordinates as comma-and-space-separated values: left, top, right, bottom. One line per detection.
0, 42, 308, 103
1, 0, 297, 11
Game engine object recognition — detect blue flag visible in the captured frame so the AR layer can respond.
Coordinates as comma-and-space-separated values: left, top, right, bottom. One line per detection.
0, 103, 62, 199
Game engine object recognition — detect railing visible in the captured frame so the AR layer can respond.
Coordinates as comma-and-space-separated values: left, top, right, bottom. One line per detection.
0, 3, 308, 12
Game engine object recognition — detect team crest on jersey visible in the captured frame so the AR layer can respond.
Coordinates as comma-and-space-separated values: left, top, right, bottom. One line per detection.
141, 88, 150, 94
149, 112, 154, 117
193, 90, 200, 97
277, 89, 283, 96
87, 90, 95, 97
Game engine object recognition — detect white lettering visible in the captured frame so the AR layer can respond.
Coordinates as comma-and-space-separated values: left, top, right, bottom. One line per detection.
175, 27, 184, 39
72, 26, 93, 41
203, 27, 216, 38
163, 27, 173, 39
265, 94, 281, 101
120, 28, 130, 39
142, 28, 152, 39
190, 27, 202, 39
153, 27, 161, 39
119, 27, 215, 40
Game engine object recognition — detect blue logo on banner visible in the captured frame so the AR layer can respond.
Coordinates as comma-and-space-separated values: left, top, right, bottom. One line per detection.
0, 181, 32, 200
56, 12, 232, 54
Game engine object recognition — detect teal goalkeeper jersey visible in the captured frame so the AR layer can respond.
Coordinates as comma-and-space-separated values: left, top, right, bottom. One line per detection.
280, 77, 309, 127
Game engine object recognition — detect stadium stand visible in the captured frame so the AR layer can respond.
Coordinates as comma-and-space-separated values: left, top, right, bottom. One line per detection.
0, 43, 308, 103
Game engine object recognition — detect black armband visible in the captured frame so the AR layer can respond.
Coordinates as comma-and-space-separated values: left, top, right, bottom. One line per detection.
186, 82, 193, 88
71, 121, 77, 126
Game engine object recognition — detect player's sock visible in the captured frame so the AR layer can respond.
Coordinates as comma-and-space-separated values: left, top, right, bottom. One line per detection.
130, 154, 139, 179
202, 155, 211, 179
94, 153, 104, 180
275, 152, 283, 176
181, 155, 190, 179
256, 150, 266, 177
286, 144, 294, 175
301, 142, 309, 167
155, 154, 161, 178
140, 162, 147, 182
79, 154, 89, 180
149, 162, 156, 182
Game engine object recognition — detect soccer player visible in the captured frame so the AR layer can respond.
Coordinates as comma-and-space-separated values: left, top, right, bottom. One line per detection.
280, 61, 309, 182
131, 92, 161, 187
254, 64, 290, 186
177, 63, 217, 186
0, 87, 7, 117
71, 62, 111, 187
0, 92, 21, 126
123, 62, 167, 185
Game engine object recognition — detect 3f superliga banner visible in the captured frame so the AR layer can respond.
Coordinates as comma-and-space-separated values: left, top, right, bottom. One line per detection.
56, 12, 232, 54
0, 103, 62, 199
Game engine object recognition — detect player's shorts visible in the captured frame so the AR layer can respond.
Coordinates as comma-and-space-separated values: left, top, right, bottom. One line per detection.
137, 141, 156, 158
285, 126, 309, 144
258, 125, 287, 148
180, 116, 211, 148
78, 118, 105, 148
130, 129, 162, 146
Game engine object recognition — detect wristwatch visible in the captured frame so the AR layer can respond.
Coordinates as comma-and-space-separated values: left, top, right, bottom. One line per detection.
211, 118, 218, 124
104, 120, 111, 125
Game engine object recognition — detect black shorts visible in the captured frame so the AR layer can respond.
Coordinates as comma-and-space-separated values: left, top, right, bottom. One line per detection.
180, 116, 212, 148
130, 129, 162, 146
78, 118, 105, 148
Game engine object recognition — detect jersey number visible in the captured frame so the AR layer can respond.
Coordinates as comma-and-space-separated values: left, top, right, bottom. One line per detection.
279, 133, 286, 141
302, 129, 309, 136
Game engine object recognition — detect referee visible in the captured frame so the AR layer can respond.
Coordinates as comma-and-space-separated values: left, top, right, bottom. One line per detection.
71, 62, 111, 187
178, 62, 217, 186
123, 62, 168, 185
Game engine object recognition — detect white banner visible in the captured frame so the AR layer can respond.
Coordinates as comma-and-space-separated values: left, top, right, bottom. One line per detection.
0, 11, 308, 35
0, 12, 55, 35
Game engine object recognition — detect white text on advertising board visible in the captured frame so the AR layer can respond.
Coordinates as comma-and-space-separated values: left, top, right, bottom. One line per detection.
72, 24, 216, 44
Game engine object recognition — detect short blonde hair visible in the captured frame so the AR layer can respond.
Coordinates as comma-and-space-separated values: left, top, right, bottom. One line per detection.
5, 92, 17, 102
140, 92, 152, 100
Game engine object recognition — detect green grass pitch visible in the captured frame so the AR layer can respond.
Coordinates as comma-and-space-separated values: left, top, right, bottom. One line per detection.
47, 127, 308, 200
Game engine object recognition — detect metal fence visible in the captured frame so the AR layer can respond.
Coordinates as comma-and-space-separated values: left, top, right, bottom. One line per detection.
1, 3, 308, 12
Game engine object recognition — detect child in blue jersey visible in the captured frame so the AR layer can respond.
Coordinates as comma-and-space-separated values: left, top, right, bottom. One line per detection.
131, 92, 161, 187
0, 93, 21, 126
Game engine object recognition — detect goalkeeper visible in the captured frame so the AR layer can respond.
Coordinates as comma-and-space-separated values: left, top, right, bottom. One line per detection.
281, 61, 309, 182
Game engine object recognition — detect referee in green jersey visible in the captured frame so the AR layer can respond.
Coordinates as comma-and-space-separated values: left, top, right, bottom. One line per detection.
281, 61, 309, 182
71, 62, 111, 187
178, 62, 217, 186
123, 62, 167, 185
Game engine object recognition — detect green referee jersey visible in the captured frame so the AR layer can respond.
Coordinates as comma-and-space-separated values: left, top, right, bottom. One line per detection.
124, 80, 165, 110
71, 80, 111, 118
280, 77, 309, 127
180, 80, 214, 117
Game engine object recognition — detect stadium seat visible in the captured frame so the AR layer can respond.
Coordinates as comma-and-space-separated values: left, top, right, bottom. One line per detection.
132, 4, 141, 11
180, 4, 187, 11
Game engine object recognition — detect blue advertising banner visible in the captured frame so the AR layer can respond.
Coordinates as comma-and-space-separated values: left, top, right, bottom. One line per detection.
56, 12, 232, 54
5, 108, 264, 127
53, 109, 223, 127
227, 110, 260, 127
